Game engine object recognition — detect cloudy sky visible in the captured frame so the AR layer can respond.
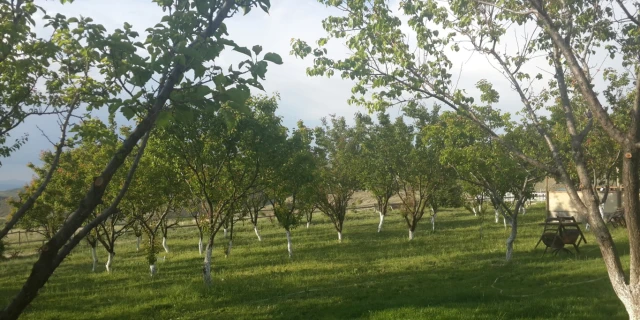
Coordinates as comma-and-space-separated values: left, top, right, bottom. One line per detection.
0, 0, 594, 183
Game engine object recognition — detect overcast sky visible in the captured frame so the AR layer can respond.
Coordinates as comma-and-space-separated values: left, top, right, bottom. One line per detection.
1, 0, 611, 183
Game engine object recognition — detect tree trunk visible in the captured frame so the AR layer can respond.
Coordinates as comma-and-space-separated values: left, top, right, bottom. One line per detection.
91, 246, 98, 272
149, 263, 157, 277
223, 228, 227, 238
162, 236, 169, 253
253, 226, 262, 241
505, 215, 518, 262
198, 235, 203, 256
495, 208, 500, 223
503, 216, 507, 230
203, 235, 214, 286
431, 213, 436, 232
337, 231, 342, 242
409, 229, 414, 240
105, 252, 113, 273
225, 240, 233, 258
136, 236, 141, 252
286, 230, 292, 258
472, 207, 477, 216
306, 221, 310, 229
377, 212, 385, 233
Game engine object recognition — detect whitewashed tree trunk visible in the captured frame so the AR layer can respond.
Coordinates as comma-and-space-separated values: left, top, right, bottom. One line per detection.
286, 230, 292, 258
162, 237, 169, 253
505, 216, 518, 262
599, 204, 605, 218
377, 212, 385, 233
105, 252, 113, 273
472, 207, 477, 216
253, 226, 262, 241
431, 214, 436, 231
150, 264, 157, 277
203, 238, 214, 285
409, 229, 414, 240
495, 209, 500, 223
306, 221, 310, 229
338, 231, 342, 242
503, 216, 508, 230
223, 228, 227, 238
91, 246, 98, 272
136, 236, 141, 252
198, 236, 203, 256
226, 240, 233, 257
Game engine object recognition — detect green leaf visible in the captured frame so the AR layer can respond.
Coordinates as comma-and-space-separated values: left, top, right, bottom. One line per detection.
233, 46, 252, 57
252, 45, 263, 55
121, 106, 136, 120
226, 87, 250, 103
263, 52, 283, 65
156, 110, 173, 128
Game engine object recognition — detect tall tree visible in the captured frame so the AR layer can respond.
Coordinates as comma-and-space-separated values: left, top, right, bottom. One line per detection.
2, 1, 277, 318
313, 115, 361, 242
267, 121, 316, 257
293, 1, 640, 316
167, 95, 280, 285
358, 112, 400, 233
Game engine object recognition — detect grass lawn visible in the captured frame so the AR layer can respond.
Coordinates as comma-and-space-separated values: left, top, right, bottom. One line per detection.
0, 204, 630, 319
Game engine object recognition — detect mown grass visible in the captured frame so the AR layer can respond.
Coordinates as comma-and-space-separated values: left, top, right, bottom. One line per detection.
0, 205, 631, 319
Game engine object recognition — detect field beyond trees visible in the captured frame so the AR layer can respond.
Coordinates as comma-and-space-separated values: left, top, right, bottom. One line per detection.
0, 205, 628, 319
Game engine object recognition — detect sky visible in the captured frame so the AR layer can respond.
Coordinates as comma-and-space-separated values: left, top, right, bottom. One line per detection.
0, 0, 616, 183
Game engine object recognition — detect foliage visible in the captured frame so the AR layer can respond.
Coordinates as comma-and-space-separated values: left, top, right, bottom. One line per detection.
0, 206, 631, 319
312, 115, 361, 238
267, 120, 317, 232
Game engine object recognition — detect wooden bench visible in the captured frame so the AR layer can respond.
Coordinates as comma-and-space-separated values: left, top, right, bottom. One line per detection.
535, 217, 586, 256
608, 208, 626, 228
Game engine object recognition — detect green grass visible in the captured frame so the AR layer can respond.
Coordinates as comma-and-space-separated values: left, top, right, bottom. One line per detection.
0, 205, 631, 319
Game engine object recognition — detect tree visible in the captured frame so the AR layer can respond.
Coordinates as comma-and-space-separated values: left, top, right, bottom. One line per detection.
294, 1, 640, 314
167, 95, 280, 285
435, 111, 541, 260
312, 115, 361, 242
2, 1, 278, 318
395, 106, 456, 240
358, 112, 399, 233
0, 7, 107, 242
267, 121, 316, 257
122, 133, 185, 276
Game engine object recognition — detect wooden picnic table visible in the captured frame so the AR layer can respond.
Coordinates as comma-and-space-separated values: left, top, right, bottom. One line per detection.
535, 217, 587, 256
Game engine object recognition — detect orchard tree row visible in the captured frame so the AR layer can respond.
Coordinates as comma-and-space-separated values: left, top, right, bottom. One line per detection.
1, 0, 639, 319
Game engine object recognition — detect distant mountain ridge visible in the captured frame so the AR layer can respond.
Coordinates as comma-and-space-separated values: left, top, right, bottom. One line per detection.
0, 180, 27, 191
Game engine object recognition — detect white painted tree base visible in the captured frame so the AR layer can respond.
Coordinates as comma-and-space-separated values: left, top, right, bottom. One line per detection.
198, 237, 203, 256
286, 230, 292, 258
377, 212, 385, 233
91, 247, 98, 272
306, 222, 310, 229
136, 236, 141, 252
254, 226, 262, 241
338, 231, 342, 242
223, 228, 227, 238
105, 252, 113, 273
409, 230, 414, 240
150, 264, 157, 277
203, 245, 213, 284
225, 240, 233, 257
162, 237, 169, 253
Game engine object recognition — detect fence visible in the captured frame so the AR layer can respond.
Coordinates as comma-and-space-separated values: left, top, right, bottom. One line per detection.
2, 202, 389, 251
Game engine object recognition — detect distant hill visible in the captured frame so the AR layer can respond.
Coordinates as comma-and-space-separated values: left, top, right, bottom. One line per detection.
0, 188, 20, 218
0, 180, 27, 191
